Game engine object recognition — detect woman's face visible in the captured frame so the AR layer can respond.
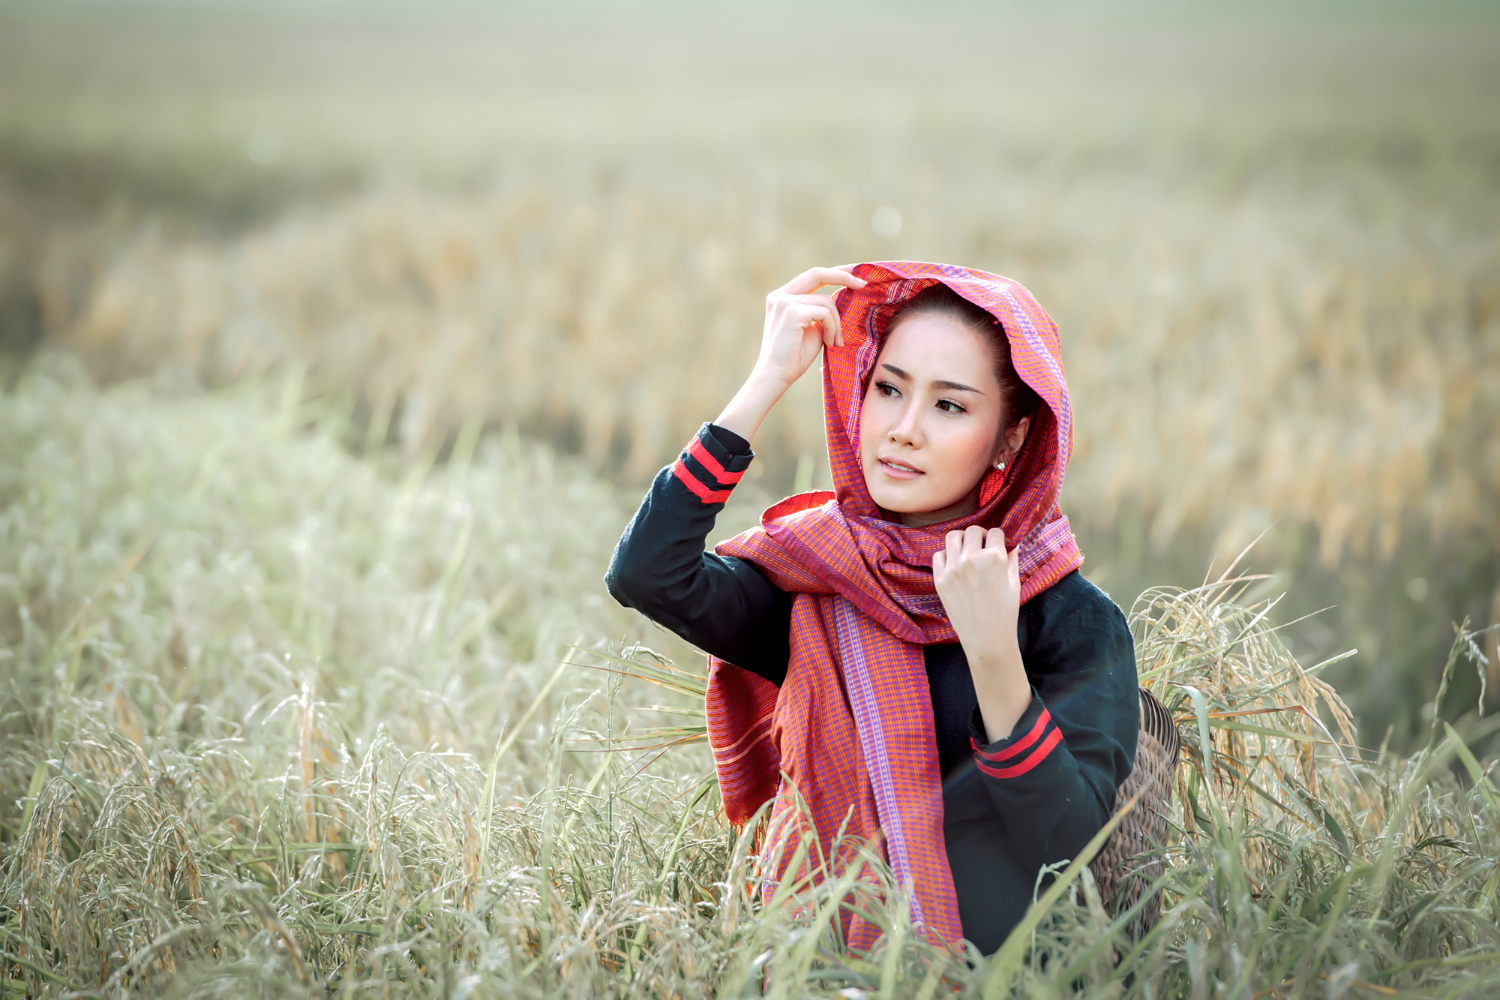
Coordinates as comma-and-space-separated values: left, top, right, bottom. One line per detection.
857, 312, 1026, 528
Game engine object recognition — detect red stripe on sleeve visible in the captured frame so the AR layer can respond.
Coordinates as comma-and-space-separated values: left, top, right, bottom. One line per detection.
672, 459, 732, 504
975, 726, 1063, 779
687, 436, 745, 485
971, 708, 1053, 763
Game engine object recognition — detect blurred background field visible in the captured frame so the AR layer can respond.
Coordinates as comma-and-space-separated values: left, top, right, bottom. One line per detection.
3, 0, 1497, 750
1, 1, 1500, 992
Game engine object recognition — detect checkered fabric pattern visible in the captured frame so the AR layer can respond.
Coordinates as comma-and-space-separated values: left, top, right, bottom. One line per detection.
705, 262, 1084, 951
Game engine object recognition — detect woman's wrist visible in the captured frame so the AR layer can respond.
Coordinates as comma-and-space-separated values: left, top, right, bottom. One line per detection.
744, 364, 798, 399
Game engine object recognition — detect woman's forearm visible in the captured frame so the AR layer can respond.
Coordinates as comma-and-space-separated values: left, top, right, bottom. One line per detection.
969, 644, 1033, 742
714, 371, 792, 446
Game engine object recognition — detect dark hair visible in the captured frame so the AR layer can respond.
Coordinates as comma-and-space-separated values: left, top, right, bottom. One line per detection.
886, 284, 1042, 431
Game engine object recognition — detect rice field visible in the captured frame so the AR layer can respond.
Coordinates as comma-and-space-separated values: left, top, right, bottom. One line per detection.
2, 2, 1500, 995
2, 3, 1497, 746
8, 9, 1497, 563
2, 359, 1499, 997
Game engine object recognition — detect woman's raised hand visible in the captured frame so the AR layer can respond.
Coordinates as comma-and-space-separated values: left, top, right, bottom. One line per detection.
753, 266, 867, 389
933, 526, 1032, 741
715, 266, 866, 445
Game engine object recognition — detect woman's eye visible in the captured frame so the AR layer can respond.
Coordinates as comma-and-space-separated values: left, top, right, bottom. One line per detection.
875, 382, 900, 398
937, 399, 966, 414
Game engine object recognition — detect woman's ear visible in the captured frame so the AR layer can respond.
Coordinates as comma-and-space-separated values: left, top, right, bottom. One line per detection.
1001, 415, 1031, 465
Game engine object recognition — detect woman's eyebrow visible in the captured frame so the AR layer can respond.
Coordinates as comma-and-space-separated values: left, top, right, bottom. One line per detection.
879, 363, 982, 394
932, 378, 982, 394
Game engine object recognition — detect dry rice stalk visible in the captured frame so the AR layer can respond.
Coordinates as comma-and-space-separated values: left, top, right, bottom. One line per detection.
1133, 579, 1381, 873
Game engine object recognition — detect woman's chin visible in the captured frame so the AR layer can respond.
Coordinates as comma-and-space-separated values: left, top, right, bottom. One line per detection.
865, 478, 981, 527
865, 481, 934, 516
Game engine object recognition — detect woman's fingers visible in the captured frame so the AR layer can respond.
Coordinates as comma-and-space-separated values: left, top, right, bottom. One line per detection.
946, 526, 1014, 563
769, 294, 842, 347
788, 294, 842, 346
780, 266, 868, 297
790, 302, 837, 343
770, 267, 865, 348
945, 529, 964, 567
790, 298, 836, 348
940, 526, 1018, 583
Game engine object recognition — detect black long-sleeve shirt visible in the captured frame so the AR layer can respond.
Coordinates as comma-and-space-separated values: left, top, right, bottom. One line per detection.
606, 423, 1139, 955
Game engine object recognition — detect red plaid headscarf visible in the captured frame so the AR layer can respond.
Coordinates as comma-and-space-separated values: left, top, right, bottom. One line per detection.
706, 262, 1083, 950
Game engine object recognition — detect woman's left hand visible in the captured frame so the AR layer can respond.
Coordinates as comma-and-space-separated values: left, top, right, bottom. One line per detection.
933, 526, 1032, 740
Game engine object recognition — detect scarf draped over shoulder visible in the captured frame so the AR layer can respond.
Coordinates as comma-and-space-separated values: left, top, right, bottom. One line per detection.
706, 261, 1083, 951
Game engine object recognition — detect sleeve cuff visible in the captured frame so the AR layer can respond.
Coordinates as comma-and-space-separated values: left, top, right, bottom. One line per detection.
670, 423, 754, 506
705, 422, 754, 458
969, 692, 1064, 779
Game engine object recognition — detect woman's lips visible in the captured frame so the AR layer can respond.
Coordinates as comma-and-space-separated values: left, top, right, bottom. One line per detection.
878, 459, 924, 480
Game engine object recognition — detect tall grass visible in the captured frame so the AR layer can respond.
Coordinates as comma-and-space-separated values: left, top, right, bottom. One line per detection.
2, 360, 1498, 997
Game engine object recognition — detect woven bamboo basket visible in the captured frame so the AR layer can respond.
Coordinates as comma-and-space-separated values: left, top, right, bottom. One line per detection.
1088, 687, 1181, 938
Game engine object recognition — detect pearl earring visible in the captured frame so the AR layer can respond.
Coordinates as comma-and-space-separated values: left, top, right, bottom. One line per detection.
995, 460, 1006, 471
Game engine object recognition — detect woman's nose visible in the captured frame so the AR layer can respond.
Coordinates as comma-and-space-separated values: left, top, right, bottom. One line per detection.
888, 402, 922, 446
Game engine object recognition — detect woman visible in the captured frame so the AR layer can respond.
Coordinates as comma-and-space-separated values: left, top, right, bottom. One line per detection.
606, 262, 1138, 956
